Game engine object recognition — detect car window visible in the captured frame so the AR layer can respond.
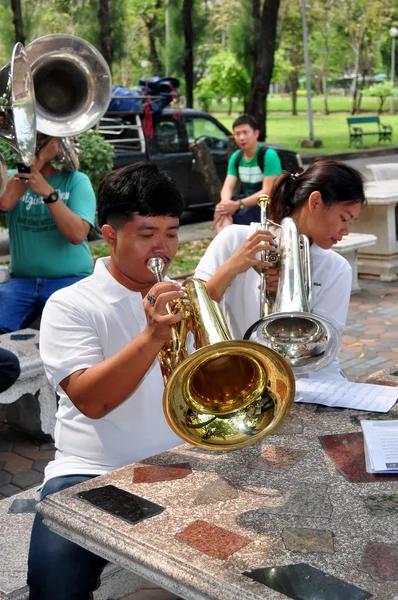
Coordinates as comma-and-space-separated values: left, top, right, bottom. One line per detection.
154, 120, 182, 153
185, 118, 229, 150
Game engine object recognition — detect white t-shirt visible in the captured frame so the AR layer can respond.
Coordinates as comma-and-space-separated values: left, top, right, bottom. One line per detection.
40, 257, 181, 483
195, 224, 352, 380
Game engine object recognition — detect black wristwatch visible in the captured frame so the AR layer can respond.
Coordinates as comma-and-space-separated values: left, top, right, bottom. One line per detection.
44, 190, 59, 204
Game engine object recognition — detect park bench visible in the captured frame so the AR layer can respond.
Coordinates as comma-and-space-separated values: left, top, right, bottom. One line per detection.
0, 330, 57, 440
347, 116, 393, 147
0, 488, 146, 599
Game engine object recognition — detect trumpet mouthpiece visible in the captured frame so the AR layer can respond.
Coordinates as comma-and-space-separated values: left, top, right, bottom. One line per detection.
147, 257, 165, 281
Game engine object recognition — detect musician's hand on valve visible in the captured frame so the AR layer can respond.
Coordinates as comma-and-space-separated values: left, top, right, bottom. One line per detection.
144, 281, 186, 344
227, 229, 276, 275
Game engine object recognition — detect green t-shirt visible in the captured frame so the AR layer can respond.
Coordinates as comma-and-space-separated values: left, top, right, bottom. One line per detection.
227, 144, 282, 197
4, 170, 96, 278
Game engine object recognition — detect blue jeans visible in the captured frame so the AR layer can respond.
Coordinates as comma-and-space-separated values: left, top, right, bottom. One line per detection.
0, 276, 85, 333
28, 474, 108, 600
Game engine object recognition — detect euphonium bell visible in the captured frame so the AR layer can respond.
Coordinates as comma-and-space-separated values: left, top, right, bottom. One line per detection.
147, 257, 295, 451
0, 42, 36, 166
244, 196, 340, 376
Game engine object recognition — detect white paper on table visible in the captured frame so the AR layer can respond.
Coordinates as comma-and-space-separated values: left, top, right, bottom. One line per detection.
361, 420, 398, 473
294, 379, 398, 413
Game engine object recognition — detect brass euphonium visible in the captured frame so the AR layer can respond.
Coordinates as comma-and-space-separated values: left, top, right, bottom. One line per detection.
244, 195, 340, 376
147, 257, 295, 451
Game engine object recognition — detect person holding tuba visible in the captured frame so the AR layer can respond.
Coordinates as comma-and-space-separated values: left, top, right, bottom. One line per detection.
27, 162, 185, 599
0, 134, 96, 333
195, 159, 366, 380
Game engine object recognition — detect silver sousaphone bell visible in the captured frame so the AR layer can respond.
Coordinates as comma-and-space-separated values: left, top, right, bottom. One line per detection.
0, 42, 37, 167
25, 34, 112, 138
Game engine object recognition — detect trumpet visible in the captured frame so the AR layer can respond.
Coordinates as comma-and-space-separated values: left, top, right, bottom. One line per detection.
147, 257, 295, 451
244, 195, 340, 376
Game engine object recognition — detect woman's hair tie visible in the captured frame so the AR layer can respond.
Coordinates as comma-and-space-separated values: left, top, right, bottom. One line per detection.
290, 172, 301, 185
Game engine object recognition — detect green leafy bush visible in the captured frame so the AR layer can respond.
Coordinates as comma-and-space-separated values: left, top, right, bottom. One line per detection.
76, 130, 115, 194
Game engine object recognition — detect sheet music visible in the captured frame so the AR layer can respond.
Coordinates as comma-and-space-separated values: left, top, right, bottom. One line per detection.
361, 420, 398, 473
295, 379, 398, 413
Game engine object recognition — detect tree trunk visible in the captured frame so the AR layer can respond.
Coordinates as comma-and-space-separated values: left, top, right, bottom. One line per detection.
183, 0, 194, 108
10, 0, 25, 45
290, 72, 299, 116
246, 0, 281, 140
322, 72, 329, 115
145, 1, 163, 74
98, 0, 113, 70
191, 139, 221, 206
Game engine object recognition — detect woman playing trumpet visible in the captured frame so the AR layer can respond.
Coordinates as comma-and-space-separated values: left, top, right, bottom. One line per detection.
195, 159, 366, 380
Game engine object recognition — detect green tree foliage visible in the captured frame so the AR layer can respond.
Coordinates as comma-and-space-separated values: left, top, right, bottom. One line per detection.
195, 51, 249, 112
367, 81, 398, 113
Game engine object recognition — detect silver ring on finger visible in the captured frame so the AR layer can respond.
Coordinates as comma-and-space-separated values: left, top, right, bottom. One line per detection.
146, 292, 156, 305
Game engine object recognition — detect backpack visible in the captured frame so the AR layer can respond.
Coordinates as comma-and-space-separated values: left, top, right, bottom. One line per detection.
234, 144, 290, 173
234, 145, 267, 173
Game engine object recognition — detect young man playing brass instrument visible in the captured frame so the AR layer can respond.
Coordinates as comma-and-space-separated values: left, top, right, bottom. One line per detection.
28, 162, 185, 600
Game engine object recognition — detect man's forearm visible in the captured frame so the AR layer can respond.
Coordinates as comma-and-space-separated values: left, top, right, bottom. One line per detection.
0, 176, 27, 211
60, 330, 165, 419
47, 199, 90, 244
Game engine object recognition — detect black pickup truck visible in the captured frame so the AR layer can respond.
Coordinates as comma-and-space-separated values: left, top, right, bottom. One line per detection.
98, 108, 303, 211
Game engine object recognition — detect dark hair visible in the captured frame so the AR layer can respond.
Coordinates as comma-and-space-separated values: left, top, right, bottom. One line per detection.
97, 162, 184, 228
232, 115, 259, 131
269, 159, 366, 224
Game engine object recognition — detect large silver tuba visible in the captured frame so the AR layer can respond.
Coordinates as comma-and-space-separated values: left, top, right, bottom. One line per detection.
25, 34, 112, 138
244, 195, 340, 376
0, 42, 37, 167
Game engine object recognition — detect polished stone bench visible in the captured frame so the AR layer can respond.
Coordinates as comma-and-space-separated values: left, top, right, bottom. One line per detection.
0, 330, 56, 440
366, 163, 398, 181
0, 489, 146, 600
332, 232, 377, 293
350, 179, 398, 282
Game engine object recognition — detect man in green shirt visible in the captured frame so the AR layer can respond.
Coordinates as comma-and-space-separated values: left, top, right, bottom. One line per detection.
214, 115, 282, 232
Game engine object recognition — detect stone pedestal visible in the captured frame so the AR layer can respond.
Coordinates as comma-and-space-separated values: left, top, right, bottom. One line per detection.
350, 180, 398, 282
332, 233, 377, 293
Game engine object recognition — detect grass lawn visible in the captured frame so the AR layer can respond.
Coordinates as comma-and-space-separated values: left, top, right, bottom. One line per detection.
208, 93, 398, 115
216, 111, 398, 154
90, 238, 213, 279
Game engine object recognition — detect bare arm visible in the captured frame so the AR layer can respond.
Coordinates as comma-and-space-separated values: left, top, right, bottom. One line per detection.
220, 175, 237, 203
205, 230, 276, 302
59, 282, 185, 419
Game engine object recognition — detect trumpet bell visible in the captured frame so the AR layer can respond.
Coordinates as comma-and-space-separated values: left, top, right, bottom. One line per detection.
25, 34, 112, 137
244, 311, 340, 376
0, 42, 36, 165
163, 340, 295, 450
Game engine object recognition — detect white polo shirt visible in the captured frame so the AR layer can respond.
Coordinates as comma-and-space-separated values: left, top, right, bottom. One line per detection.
40, 257, 181, 483
195, 224, 352, 380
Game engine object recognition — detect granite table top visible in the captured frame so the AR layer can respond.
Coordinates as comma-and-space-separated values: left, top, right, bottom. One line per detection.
37, 401, 398, 600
